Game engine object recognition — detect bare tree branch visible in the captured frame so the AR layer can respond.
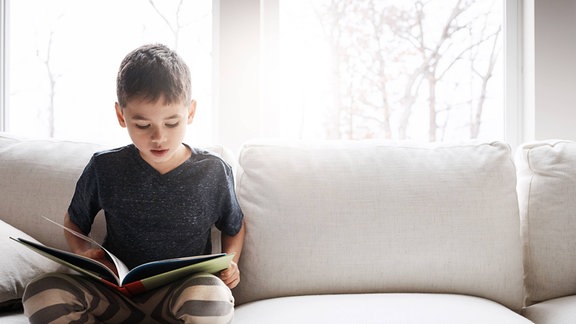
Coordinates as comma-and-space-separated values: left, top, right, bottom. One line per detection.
148, 0, 184, 49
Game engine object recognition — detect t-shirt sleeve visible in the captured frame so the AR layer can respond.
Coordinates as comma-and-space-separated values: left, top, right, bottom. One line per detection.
67, 155, 101, 234
215, 161, 244, 236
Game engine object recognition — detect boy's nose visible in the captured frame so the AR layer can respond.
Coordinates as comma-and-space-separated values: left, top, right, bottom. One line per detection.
151, 128, 166, 143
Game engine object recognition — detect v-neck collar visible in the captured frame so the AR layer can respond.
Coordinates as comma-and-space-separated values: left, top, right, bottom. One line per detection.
128, 144, 192, 179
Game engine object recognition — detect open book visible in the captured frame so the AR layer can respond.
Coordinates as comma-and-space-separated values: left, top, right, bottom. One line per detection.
10, 217, 233, 296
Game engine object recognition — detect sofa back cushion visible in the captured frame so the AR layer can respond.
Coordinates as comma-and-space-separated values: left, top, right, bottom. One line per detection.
516, 140, 576, 306
0, 133, 233, 252
233, 140, 524, 311
0, 133, 235, 307
0, 134, 106, 250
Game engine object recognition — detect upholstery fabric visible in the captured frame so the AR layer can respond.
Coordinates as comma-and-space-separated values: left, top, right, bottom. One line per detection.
516, 140, 576, 306
233, 140, 524, 310
234, 293, 533, 324
0, 135, 106, 250
523, 295, 576, 323
0, 133, 231, 319
0, 220, 63, 305
0, 134, 231, 251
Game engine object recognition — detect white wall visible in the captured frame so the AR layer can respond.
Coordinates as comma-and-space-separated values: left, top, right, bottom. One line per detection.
527, 0, 576, 141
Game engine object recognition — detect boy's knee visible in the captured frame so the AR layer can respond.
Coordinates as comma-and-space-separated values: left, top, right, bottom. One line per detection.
172, 273, 235, 324
23, 273, 87, 324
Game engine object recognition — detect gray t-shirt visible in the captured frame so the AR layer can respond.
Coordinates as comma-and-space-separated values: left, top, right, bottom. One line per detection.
68, 144, 243, 269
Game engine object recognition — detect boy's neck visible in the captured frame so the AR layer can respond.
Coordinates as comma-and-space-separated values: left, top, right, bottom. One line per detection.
140, 143, 191, 175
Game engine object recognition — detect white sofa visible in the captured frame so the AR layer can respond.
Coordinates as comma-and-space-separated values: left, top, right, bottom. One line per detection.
0, 133, 575, 323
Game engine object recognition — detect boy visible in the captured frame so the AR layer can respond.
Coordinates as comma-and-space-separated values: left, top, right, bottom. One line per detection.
22, 44, 245, 324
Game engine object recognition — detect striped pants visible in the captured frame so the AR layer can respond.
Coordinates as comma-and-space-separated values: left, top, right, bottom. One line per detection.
22, 272, 234, 324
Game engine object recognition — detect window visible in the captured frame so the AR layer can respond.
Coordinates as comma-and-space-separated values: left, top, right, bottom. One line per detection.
263, 0, 505, 142
1, 0, 518, 148
3, 0, 212, 145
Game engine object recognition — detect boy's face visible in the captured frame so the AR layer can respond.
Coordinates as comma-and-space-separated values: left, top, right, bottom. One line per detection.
115, 96, 196, 173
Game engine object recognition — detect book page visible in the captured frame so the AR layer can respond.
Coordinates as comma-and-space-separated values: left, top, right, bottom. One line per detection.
42, 216, 130, 281
10, 237, 119, 283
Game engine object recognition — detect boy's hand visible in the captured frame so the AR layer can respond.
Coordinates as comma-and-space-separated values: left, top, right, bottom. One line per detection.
78, 248, 118, 277
219, 260, 240, 289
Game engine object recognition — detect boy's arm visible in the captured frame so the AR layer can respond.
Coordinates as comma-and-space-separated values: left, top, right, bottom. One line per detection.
64, 212, 93, 253
219, 220, 245, 289
64, 212, 117, 275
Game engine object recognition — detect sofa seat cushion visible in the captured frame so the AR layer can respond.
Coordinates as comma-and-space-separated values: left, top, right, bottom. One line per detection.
0, 311, 27, 324
522, 295, 576, 324
233, 293, 533, 324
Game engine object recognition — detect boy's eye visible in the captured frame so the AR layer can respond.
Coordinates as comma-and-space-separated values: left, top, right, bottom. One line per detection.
136, 124, 150, 129
166, 122, 179, 128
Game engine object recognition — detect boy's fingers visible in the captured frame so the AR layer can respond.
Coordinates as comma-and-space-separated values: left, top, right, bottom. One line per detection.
222, 273, 240, 289
219, 265, 240, 288
220, 268, 235, 279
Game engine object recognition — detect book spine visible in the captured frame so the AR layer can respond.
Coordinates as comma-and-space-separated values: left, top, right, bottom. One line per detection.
99, 279, 139, 297
121, 281, 147, 296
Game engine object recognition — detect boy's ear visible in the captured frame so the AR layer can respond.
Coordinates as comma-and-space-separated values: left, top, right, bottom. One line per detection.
187, 100, 197, 125
115, 103, 127, 128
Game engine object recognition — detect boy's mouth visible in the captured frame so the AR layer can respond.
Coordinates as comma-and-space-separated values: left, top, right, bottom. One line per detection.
151, 149, 169, 157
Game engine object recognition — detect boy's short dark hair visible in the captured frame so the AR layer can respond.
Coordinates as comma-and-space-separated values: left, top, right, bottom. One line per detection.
116, 44, 191, 108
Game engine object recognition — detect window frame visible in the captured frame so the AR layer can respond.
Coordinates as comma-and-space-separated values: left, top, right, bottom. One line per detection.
0, 0, 7, 131
504, 0, 524, 149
